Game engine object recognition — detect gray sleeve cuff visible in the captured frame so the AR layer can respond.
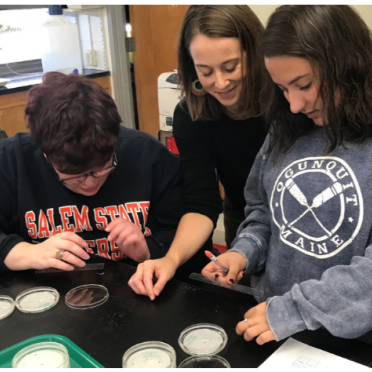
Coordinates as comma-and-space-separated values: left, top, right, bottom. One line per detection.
229, 235, 265, 273
266, 290, 308, 341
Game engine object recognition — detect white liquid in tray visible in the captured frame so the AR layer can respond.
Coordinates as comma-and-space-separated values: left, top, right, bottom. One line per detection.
15, 349, 69, 368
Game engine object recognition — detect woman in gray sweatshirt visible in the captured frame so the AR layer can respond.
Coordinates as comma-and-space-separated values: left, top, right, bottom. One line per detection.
202, 5, 372, 346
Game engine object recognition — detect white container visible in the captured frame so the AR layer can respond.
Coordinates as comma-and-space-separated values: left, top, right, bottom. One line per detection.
40, 6, 82, 74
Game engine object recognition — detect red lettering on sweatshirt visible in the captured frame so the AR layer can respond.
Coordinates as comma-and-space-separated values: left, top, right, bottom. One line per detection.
72, 206, 93, 233
85, 240, 95, 254
38, 210, 51, 239
94, 208, 108, 230
139, 202, 150, 227
118, 204, 131, 221
110, 241, 124, 261
25, 211, 37, 239
47, 208, 62, 235
97, 238, 111, 259
144, 227, 152, 237
105, 206, 119, 223
59, 206, 74, 232
126, 203, 141, 228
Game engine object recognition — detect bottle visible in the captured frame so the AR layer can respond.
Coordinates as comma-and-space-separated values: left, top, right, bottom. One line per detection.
40, 5, 82, 74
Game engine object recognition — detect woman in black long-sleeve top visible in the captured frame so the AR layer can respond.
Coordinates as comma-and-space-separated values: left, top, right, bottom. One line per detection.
129, 5, 267, 299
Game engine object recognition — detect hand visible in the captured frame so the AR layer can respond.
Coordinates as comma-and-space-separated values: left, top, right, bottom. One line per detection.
201, 251, 247, 287
128, 256, 179, 301
236, 302, 275, 345
106, 218, 150, 262
5, 232, 89, 271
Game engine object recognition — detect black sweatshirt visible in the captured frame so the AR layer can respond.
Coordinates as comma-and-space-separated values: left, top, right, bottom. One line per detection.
0, 126, 184, 271
172, 102, 267, 227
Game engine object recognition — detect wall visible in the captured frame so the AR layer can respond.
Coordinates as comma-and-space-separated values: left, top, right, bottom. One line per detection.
249, 5, 372, 30
249, 5, 278, 27
353, 5, 372, 29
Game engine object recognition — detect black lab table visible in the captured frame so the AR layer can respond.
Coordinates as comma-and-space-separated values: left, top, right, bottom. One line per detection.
0, 261, 371, 368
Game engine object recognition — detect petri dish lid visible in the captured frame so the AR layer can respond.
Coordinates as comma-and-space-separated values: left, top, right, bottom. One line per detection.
65, 284, 109, 309
178, 323, 228, 356
0, 295, 15, 320
15, 287, 59, 314
178, 354, 231, 368
122, 341, 176, 368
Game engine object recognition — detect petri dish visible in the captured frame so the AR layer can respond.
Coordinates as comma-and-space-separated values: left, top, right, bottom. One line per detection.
15, 287, 59, 313
12, 341, 70, 368
178, 354, 231, 368
178, 323, 228, 356
122, 341, 176, 368
65, 284, 109, 309
0, 295, 15, 320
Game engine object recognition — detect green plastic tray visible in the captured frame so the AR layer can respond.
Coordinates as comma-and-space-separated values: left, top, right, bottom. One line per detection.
0, 334, 104, 368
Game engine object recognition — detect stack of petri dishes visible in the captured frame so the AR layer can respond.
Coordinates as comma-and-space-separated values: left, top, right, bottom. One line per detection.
178, 323, 230, 368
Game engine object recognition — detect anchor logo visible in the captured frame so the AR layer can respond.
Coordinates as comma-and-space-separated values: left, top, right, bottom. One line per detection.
270, 157, 363, 258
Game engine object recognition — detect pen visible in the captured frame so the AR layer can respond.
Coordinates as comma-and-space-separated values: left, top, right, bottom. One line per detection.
204, 250, 229, 274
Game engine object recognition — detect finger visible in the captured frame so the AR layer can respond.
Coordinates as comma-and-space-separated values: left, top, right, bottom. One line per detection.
49, 258, 75, 271
142, 265, 156, 301
244, 323, 271, 342
105, 217, 123, 232
63, 251, 87, 268
153, 274, 168, 297
201, 262, 226, 280
106, 217, 131, 233
59, 232, 87, 248
236, 319, 250, 335
114, 230, 135, 247
202, 265, 233, 289
225, 265, 242, 285
58, 240, 90, 261
237, 270, 245, 282
55, 246, 87, 267
128, 266, 149, 296
256, 330, 276, 345
107, 223, 128, 242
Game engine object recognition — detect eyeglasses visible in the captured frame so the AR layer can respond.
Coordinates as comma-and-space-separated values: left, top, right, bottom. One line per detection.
48, 153, 118, 186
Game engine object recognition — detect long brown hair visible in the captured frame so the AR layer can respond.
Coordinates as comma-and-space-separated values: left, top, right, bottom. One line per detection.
177, 5, 264, 121
261, 5, 372, 158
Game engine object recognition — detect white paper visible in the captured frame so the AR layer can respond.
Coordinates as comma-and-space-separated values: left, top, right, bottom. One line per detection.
259, 337, 369, 369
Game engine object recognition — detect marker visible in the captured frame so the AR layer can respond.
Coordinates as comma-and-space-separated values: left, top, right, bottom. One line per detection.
205, 250, 229, 274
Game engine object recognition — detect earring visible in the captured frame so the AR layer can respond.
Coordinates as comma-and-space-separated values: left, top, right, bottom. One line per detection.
191, 79, 207, 96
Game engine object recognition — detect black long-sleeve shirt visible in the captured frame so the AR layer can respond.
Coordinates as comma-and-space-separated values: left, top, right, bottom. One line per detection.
0, 126, 184, 271
172, 102, 267, 227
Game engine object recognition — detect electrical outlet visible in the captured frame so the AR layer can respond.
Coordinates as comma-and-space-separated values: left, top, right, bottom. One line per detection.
84, 50, 97, 66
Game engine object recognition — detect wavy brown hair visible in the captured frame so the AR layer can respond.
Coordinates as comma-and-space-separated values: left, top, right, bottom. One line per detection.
26, 72, 121, 174
177, 5, 264, 121
261, 5, 372, 158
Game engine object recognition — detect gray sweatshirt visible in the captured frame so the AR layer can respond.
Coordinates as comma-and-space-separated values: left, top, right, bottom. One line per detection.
230, 128, 372, 342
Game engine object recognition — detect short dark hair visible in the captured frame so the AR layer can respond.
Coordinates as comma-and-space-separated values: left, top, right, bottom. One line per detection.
260, 5, 372, 158
26, 72, 121, 174
177, 5, 264, 121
